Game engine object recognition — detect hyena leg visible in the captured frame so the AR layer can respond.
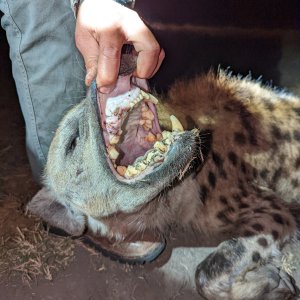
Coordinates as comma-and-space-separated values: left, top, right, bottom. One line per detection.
196, 235, 299, 300
27, 188, 86, 236
195, 194, 300, 300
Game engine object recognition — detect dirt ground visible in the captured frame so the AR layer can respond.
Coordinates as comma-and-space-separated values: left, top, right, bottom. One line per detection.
1, 2, 300, 299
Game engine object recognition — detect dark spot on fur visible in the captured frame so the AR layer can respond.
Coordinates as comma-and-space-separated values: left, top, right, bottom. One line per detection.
232, 193, 242, 203
234, 132, 247, 145
199, 252, 232, 279
212, 151, 223, 168
212, 151, 227, 179
252, 223, 264, 231
208, 171, 216, 188
217, 211, 232, 224
228, 151, 238, 166
272, 213, 284, 225
252, 251, 261, 263
219, 196, 228, 205
238, 106, 258, 146
263, 195, 274, 202
240, 161, 247, 174
272, 168, 283, 184
254, 208, 266, 214
271, 202, 281, 210
226, 206, 236, 214
243, 230, 255, 237
265, 102, 274, 111
294, 130, 300, 141
257, 237, 268, 247
293, 107, 300, 116
239, 203, 250, 209
295, 157, 300, 169
238, 180, 248, 197
272, 230, 279, 240
271, 125, 282, 140
199, 185, 209, 204
292, 179, 299, 187
260, 169, 268, 180
272, 128, 291, 141
252, 168, 258, 178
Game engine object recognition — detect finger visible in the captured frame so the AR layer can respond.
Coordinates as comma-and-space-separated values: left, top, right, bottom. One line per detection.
124, 13, 161, 78
75, 29, 99, 86
134, 47, 165, 79
96, 31, 124, 92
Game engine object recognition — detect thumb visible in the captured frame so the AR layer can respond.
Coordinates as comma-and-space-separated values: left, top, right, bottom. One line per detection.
76, 31, 100, 86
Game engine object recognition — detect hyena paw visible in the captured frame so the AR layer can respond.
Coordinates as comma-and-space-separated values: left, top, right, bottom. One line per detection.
195, 236, 299, 300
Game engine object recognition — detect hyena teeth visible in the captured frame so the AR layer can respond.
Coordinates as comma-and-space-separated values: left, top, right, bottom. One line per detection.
116, 166, 127, 176
140, 90, 150, 100
170, 115, 184, 132
153, 141, 167, 153
107, 145, 119, 160
135, 162, 147, 171
125, 165, 139, 177
109, 135, 120, 145
148, 94, 159, 104
144, 132, 156, 143
143, 109, 155, 121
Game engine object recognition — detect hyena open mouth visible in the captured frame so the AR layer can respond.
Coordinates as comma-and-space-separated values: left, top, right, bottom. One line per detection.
97, 75, 188, 181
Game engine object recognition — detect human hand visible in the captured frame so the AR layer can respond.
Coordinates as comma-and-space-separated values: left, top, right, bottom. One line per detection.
75, 0, 165, 93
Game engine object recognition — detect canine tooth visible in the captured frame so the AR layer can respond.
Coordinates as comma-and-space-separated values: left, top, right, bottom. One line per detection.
144, 132, 156, 143
170, 115, 184, 132
154, 141, 167, 153
107, 146, 119, 160
148, 94, 159, 104
125, 165, 139, 177
141, 90, 150, 99
116, 166, 127, 177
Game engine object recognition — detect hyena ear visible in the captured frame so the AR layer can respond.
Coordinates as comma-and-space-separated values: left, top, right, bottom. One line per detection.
27, 187, 86, 236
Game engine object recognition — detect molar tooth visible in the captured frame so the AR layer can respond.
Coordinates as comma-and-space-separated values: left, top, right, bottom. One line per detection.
142, 110, 154, 121
125, 165, 139, 177
135, 162, 147, 171
144, 132, 156, 143
109, 135, 120, 145
162, 131, 172, 140
154, 141, 167, 153
107, 145, 119, 160
145, 151, 156, 163
170, 115, 184, 132
116, 166, 127, 177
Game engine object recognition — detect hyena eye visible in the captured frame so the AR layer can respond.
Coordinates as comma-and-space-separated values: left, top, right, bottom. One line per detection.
67, 130, 79, 153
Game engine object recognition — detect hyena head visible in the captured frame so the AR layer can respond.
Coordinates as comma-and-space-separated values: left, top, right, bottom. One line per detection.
29, 63, 199, 232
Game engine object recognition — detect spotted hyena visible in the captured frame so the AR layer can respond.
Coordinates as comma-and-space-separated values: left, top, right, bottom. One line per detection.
28, 67, 300, 299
